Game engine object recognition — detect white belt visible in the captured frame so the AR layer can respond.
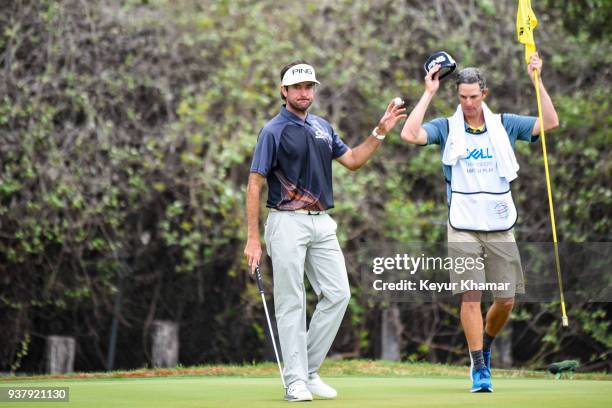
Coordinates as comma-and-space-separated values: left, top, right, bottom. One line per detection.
269, 208, 327, 215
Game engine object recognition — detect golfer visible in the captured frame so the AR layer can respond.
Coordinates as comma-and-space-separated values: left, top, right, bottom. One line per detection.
244, 60, 406, 401
400, 53, 558, 392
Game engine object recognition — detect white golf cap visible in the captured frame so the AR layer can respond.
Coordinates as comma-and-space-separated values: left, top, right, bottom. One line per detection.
281, 63, 320, 86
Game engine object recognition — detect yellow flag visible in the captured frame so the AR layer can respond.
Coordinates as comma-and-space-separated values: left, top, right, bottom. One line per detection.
516, 0, 538, 64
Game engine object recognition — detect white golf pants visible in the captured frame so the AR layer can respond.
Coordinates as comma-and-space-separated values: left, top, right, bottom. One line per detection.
264, 211, 351, 386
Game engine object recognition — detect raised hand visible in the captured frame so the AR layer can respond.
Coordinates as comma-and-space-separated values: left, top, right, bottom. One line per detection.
527, 53, 543, 83
425, 64, 441, 95
376, 98, 408, 135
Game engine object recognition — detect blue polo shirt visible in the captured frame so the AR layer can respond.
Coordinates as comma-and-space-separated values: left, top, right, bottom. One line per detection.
250, 106, 349, 211
422, 113, 538, 202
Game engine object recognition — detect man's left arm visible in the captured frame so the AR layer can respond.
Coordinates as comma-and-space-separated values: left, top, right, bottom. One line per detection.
336, 99, 407, 171
528, 53, 560, 135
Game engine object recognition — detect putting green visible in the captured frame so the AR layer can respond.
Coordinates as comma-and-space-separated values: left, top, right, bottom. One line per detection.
1, 376, 611, 408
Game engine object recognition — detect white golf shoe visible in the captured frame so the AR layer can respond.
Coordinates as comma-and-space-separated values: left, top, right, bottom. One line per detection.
306, 373, 337, 399
284, 380, 313, 402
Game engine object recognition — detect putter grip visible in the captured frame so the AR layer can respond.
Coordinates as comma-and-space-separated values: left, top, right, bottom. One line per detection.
255, 266, 265, 294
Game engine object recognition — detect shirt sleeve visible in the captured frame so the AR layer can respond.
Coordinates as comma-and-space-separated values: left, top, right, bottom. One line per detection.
331, 127, 349, 159
502, 113, 538, 144
250, 128, 277, 176
422, 118, 448, 146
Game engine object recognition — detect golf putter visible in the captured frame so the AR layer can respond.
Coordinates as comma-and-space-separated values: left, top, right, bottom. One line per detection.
255, 265, 287, 391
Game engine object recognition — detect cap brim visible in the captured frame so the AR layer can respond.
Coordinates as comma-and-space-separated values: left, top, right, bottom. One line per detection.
438, 65, 456, 80
282, 79, 320, 86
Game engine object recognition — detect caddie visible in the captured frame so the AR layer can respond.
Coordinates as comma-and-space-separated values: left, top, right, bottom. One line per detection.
400, 52, 558, 392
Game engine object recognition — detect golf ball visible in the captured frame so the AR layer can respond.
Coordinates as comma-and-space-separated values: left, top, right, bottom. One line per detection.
393, 97, 403, 106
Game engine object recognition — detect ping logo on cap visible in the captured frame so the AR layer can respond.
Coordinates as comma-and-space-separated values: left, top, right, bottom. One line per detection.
423, 51, 457, 80
282, 64, 320, 86
291, 67, 313, 75
427, 55, 449, 71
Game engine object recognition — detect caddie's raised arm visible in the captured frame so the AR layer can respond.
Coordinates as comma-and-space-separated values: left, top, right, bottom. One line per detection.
527, 53, 559, 136
401, 51, 458, 146
400, 64, 442, 146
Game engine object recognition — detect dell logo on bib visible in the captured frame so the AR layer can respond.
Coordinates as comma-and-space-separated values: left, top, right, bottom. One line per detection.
466, 148, 493, 160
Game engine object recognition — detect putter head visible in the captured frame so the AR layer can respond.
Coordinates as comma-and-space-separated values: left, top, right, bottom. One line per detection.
548, 360, 579, 375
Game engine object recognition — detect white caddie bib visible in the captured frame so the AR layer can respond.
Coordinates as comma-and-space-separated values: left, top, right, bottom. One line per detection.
448, 127, 517, 232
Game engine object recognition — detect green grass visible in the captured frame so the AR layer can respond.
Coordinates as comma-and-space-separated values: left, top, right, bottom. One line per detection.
4, 360, 611, 381
1, 361, 611, 407
1, 376, 611, 408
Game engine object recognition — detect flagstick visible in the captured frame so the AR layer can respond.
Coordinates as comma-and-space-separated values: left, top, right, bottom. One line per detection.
533, 68, 569, 327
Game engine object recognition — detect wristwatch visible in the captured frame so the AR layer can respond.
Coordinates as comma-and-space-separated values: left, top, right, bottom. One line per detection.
372, 126, 386, 140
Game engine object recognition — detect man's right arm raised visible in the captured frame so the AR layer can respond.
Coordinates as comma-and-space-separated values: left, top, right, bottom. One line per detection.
400, 64, 441, 146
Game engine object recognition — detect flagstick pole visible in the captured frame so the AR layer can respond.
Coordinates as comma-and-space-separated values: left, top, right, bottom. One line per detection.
533, 68, 569, 327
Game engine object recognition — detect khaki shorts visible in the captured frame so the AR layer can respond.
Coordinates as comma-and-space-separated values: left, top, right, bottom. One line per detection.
447, 224, 525, 298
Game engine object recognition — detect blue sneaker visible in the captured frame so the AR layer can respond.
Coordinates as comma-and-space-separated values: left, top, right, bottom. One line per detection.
483, 350, 492, 371
470, 366, 493, 393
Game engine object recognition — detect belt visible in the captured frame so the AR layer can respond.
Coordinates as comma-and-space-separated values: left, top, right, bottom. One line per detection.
269, 208, 327, 215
